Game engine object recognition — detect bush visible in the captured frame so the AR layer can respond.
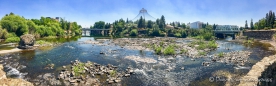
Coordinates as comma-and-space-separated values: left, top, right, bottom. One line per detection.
130, 29, 138, 36
155, 46, 162, 55
72, 62, 85, 77
0, 28, 8, 39
218, 52, 224, 57
174, 32, 181, 37
164, 45, 176, 55
110, 70, 117, 77
36, 40, 51, 45
5, 37, 20, 43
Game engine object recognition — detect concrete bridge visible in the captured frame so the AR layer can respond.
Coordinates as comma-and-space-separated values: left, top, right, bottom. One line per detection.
214, 25, 241, 39
81, 28, 111, 36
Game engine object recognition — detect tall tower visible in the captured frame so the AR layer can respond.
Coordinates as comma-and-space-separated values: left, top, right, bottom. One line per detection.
132, 8, 156, 21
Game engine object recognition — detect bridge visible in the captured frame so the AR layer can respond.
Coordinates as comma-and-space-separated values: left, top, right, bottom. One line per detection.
213, 25, 242, 39
81, 28, 111, 36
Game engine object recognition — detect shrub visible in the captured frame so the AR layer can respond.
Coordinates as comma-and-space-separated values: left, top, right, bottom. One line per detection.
218, 52, 224, 57
36, 40, 51, 45
110, 70, 117, 77
72, 62, 85, 77
164, 45, 176, 55
174, 33, 181, 37
130, 29, 138, 36
5, 37, 20, 43
155, 46, 162, 55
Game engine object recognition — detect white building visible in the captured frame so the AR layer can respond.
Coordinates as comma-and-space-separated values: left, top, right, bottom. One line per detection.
215, 25, 239, 31
188, 21, 203, 29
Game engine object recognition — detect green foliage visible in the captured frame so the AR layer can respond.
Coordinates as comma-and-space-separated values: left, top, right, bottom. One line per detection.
0, 14, 28, 36
198, 51, 206, 56
138, 16, 146, 29
154, 46, 162, 55
190, 40, 217, 50
218, 52, 224, 58
163, 45, 176, 55
110, 70, 117, 77
174, 32, 181, 37
5, 37, 20, 43
7, 32, 17, 38
180, 49, 188, 54
254, 10, 275, 29
36, 40, 51, 45
72, 62, 85, 77
130, 29, 138, 36
0, 28, 8, 39
93, 21, 105, 29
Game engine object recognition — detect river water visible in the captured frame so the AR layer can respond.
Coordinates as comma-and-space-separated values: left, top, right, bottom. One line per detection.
0, 37, 275, 86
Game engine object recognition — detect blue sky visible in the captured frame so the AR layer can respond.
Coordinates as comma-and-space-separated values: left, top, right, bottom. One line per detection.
0, 0, 275, 27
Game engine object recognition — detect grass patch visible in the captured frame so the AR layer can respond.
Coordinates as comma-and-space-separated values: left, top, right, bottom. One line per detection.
198, 51, 207, 56
5, 37, 20, 43
180, 49, 188, 54
72, 62, 85, 77
163, 45, 176, 55
36, 40, 52, 45
189, 40, 217, 50
218, 52, 224, 58
154, 46, 162, 55
110, 70, 117, 77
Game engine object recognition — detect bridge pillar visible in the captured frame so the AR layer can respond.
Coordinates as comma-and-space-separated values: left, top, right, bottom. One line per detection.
232, 34, 235, 39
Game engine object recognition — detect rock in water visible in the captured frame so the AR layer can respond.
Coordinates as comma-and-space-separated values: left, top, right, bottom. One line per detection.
18, 34, 35, 49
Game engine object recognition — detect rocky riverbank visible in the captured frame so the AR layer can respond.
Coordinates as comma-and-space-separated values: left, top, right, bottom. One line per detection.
238, 39, 276, 86
212, 51, 251, 66
82, 37, 218, 58
0, 64, 33, 86
56, 60, 135, 85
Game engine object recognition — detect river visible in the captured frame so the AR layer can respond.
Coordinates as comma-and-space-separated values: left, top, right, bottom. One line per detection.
0, 37, 275, 86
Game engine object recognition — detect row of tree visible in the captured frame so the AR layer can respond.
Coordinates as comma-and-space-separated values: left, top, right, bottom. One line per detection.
0, 12, 82, 40
246, 10, 276, 30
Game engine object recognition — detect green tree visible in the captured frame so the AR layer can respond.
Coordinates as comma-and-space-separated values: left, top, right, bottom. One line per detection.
159, 15, 166, 29
137, 16, 145, 29
250, 19, 254, 30
181, 23, 186, 29
245, 20, 248, 29
0, 14, 28, 36
147, 20, 153, 28
93, 21, 105, 29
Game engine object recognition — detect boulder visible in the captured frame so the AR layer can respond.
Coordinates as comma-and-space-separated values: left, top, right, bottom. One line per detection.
18, 34, 35, 49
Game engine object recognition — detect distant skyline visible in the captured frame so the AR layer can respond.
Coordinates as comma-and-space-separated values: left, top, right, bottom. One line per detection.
0, 0, 275, 27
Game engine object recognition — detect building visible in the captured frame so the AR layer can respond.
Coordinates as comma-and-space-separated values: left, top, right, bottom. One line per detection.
188, 21, 203, 29
215, 25, 239, 31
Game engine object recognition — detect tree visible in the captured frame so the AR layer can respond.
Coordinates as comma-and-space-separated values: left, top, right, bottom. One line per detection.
250, 19, 254, 30
159, 15, 166, 29
93, 21, 105, 29
147, 20, 153, 28
181, 23, 186, 29
245, 20, 248, 29
137, 16, 145, 29
0, 14, 28, 36
126, 18, 129, 23
105, 23, 111, 29
177, 22, 181, 27
172, 22, 175, 27
213, 24, 216, 30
